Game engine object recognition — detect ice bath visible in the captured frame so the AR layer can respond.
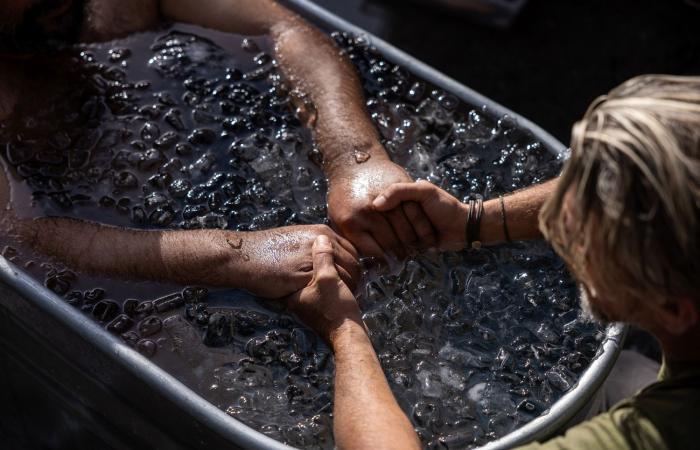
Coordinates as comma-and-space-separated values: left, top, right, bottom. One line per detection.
0, 18, 615, 450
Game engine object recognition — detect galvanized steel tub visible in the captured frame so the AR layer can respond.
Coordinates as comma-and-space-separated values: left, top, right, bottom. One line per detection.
0, 1, 624, 449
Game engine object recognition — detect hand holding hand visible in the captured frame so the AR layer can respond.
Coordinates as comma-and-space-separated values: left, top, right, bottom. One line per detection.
237, 225, 360, 299
327, 157, 437, 261
373, 180, 469, 251
286, 234, 363, 343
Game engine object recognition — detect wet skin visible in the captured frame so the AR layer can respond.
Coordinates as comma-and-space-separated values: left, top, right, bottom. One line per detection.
0, 0, 434, 295
287, 235, 421, 450
15, 218, 360, 299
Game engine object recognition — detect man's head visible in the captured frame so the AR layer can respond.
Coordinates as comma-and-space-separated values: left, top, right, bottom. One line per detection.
540, 75, 700, 335
0, 0, 85, 55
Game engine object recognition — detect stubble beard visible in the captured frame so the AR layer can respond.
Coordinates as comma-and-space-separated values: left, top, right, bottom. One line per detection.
578, 284, 612, 326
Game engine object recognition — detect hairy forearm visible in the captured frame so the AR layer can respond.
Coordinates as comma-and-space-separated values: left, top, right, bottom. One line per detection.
331, 320, 421, 450
161, 0, 388, 177
17, 216, 246, 286
480, 178, 558, 244
271, 21, 387, 172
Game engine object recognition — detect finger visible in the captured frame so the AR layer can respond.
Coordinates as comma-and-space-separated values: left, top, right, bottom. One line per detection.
370, 214, 406, 260
384, 207, 418, 250
334, 232, 360, 261
334, 263, 357, 293
352, 232, 386, 261
332, 240, 361, 288
312, 235, 340, 288
403, 201, 438, 249
373, 180, 437, 211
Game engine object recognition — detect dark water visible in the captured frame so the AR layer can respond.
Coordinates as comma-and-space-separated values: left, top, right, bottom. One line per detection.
0, 25, 603, 449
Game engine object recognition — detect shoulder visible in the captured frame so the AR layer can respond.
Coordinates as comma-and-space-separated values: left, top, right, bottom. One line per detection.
626, 373, 700, 449
514, 406, 666, 450
82, 0, 161, 42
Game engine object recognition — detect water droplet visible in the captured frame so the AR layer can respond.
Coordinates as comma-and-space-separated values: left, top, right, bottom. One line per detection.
353, 150, 371, 163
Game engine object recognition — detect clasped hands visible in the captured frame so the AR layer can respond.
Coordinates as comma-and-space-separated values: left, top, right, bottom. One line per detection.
261, 155, 468, 343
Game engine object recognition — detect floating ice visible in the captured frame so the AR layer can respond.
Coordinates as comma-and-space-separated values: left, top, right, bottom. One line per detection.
0, 27, 603, 449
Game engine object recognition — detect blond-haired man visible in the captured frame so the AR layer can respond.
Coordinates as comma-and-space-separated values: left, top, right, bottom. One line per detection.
291, 75, 700, 449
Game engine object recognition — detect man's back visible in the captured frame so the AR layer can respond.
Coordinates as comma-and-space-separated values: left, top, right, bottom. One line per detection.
518, 360, 700, 450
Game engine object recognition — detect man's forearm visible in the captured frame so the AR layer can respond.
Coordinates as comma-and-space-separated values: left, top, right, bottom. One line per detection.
161, 0, 389, 178
480, 178, 558, 244
271, 21, 388, 174
330, 320, 421, 450
18, 216, 246, 286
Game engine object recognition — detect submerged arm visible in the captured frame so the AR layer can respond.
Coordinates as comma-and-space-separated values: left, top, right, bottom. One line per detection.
160, 0, 435, 261
160, 0, 383, 168
17, 217, 246, 286
2, 194, 358, 298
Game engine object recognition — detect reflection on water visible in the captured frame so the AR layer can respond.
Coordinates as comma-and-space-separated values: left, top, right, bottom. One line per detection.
0, 26, 603, 449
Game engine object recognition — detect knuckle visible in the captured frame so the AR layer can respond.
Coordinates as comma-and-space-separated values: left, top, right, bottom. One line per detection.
385, 185, 400, 198
388, 208, 405, 222
417, 226, 435, 240
404, 206, 421, 221
311, 224, 332, 235
317, 272, 337, 286
346, 213, 365, 226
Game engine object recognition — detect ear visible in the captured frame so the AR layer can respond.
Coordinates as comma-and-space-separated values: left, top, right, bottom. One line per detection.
652, 297, 698, 335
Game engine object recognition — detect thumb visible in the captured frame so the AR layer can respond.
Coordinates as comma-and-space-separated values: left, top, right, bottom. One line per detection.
313, 234, 339, 287
373, 181, 434, 211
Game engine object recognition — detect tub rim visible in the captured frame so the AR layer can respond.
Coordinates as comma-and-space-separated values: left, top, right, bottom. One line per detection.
0, 258, 294, 450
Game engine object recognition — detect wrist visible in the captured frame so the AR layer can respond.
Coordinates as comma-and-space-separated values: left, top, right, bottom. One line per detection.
211, 230, 252, 288
322, 141, 391, 180
448, 199, 505, 248
479, 199, 505, 244
328, 317, 367, 350
446, 201, 470, 248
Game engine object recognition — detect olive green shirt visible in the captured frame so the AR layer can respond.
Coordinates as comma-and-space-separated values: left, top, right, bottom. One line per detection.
516, 360, 700, 450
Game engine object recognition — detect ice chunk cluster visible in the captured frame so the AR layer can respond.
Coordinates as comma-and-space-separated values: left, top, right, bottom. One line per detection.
0, 28, 604, 449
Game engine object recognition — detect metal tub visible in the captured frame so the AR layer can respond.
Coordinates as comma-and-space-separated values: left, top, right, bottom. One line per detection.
0, 1, 624, 448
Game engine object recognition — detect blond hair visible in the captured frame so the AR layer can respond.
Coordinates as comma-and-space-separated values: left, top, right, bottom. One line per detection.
540, 75, 700, 306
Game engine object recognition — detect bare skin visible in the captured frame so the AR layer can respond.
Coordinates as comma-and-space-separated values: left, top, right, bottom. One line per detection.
362, 177, 700, 448
287, 235, 421, 450
373, 178, 558, 249
161, 0, 433, 261
0, 0, 428, 292
283, 181, 561, 448
12, 217, 360, 299
570, 194, 700, 369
